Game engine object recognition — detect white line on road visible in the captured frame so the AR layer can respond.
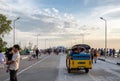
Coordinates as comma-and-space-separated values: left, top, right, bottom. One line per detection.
4, 55, 50, 81
55, 54, 66, 81
88, 73, 98, 81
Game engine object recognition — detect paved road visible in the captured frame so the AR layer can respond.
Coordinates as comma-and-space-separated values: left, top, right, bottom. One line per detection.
0, 54, 120, 81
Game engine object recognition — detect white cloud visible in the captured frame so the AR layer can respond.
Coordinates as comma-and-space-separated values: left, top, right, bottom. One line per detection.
0, 0, 81, 33
52, 8, 59, 13
0, 0, 88, 35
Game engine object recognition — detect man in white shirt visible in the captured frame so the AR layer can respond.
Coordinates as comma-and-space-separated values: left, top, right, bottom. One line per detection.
7, 45, 20, 81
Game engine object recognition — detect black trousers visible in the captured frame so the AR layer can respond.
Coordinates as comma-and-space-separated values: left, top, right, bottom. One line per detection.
10, 70, 18, 81
36, 53, 39, 59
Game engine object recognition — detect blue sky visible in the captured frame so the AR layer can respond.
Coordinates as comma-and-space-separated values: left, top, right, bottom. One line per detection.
37, 0, 88, 13
35, 0, 120, 14
0, 0, 120, 48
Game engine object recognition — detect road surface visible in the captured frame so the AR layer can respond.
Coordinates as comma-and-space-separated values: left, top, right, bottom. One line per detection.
0, 54, 120, 81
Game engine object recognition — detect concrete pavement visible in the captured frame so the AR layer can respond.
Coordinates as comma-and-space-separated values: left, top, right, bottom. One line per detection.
20, 55, 29, 60
98, 56, 120, 65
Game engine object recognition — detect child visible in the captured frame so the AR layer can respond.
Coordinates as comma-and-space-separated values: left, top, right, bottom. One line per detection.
5, 47, 13, 72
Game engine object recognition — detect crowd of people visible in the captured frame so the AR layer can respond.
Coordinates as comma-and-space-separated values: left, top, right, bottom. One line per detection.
91, 48, 120, 57
89, 48, 120, 64
27, 47, 66, 60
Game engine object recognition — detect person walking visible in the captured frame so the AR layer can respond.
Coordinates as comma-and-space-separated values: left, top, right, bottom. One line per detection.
0, 50, 6, 69
109, 49, 112, 56
35, 48, 39, 59
6, 45, 20, 81
100, 48, 104, 56
118, 49, 120, 57
26, 48, 30, 55
113, 48, 116, 57
90, 48, 94, 64
94, 50, 99, 63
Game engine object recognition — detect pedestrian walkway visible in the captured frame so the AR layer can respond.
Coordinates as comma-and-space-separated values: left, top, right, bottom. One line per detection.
21, 55, 29, 60
98, 56, 120, 65
0, 54, 48, 81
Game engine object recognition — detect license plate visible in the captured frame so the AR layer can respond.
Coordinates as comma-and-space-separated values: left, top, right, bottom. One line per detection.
78, 62, 85, 64
79, 67, 84, 69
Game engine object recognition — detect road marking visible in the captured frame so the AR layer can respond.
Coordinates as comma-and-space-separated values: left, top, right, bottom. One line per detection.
4, 55, 50, 81
106, 69, 120, 77
56, 54, 66, 81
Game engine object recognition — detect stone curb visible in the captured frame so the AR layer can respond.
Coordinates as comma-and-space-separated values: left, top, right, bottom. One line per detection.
98, 58, 105, 61
117, 62, 120, 65
20, 56, 28, 60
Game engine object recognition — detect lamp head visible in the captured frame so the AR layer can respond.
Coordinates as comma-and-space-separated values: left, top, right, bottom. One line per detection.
100, 17, 103, 20
17, 17, 20, 20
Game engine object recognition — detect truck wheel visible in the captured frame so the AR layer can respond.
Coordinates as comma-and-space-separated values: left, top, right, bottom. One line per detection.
66, 59, 68, 68
85, 68, 89, 73
67, 68, 71, 73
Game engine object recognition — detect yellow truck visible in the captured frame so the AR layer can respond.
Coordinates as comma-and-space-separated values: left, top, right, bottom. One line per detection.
66, 44, 92, 73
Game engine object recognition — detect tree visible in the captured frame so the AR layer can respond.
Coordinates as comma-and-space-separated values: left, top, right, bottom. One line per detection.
0, 14, 12, 50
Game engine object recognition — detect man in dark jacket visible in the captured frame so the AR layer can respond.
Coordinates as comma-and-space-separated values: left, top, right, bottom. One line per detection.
35, 48, 39, 59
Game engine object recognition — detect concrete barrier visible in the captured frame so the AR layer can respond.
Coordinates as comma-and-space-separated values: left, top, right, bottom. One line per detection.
117, 62, 120, 65
98, 57, 120, 66
98, 58, 106, 61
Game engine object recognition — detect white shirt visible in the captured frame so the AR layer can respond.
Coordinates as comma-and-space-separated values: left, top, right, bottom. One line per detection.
9, 52, 20, 70
0, 53, 5, 64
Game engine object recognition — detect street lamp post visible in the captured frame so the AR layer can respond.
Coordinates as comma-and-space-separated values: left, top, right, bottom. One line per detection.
45, 39, 48, 49
79, 33, 90, 44
81, 34, 84, 44
79, 27, 87, 44
79, 33, 85, 44
100, 17, 107, 58
36, 34, 40, 48
13, 17, 20, 45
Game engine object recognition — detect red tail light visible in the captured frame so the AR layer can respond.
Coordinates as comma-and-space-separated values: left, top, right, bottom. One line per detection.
89, 61, 91, 65
72, 61, 74, 65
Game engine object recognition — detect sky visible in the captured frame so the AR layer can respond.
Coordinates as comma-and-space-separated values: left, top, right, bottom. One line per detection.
0, 0, 120, 49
